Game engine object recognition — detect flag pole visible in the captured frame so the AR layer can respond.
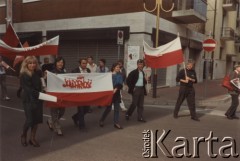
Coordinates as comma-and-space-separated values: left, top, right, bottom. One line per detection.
143, 0, 174, 98
183, 62, 187, 78
178, 32, 187, 78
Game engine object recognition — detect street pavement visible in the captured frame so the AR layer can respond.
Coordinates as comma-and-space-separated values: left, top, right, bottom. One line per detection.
0, 76, 240, 161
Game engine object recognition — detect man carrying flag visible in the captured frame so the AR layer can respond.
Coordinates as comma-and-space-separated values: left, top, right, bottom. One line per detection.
173, 60, 199, 121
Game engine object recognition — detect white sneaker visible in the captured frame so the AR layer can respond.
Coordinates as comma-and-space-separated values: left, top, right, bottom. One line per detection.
56, 129, 63, 136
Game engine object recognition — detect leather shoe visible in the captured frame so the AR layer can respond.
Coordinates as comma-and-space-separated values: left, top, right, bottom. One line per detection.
138, 118, 146, 123
232, 116, 239, 119
227, 116, 239, 120
114, 124, 123, 129
191, 117, 200, 121
29, 139, 40, 147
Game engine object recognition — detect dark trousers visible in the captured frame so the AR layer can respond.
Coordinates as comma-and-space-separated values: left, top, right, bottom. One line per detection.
126, 87, 145, 120
100, 102, 120, 124
225, 94, 239, 117
174, 86, 197, 118
72, 106, 89, 128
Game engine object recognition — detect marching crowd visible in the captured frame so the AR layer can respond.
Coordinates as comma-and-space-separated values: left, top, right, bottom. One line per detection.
0, 55, 239, 148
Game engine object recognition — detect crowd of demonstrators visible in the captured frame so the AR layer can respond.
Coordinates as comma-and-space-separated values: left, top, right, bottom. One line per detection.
19, 56, 43, 147
8, 54, 240, 148
125, 59, 147, 123
71, 58, 91, 131
173, 60, 199, 121
46, 57, 66, 136
0, 56, 11, 100
225, 64, 240, 120
99, 63, 124, 129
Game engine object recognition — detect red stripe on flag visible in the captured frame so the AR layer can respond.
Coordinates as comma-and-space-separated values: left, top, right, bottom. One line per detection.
46, 91, 113, 107
144, 49, 183, 68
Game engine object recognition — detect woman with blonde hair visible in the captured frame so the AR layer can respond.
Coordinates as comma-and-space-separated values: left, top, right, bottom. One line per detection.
20, 56, 43, 147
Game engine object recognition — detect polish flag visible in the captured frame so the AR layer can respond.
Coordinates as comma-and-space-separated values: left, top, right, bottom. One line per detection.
0, 36, 59, 57
13, 41, 29, 67
46, 72, 113, 107
143, 37, 184, 68
1, 23, 20, 60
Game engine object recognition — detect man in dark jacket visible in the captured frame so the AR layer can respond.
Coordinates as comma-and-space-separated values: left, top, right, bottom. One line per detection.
125, 59, 147, 122
71, 58, 91, 130
173, 60, 199, 121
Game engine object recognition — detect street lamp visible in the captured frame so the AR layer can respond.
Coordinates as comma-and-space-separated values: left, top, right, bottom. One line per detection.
143, 0, 174, 98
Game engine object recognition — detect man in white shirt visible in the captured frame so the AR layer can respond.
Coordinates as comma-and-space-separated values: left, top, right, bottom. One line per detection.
87, 56, 97, 73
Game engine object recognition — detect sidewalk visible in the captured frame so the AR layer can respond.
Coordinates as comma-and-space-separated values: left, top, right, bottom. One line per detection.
6, 75, 230, 107
122, 79, 230, 107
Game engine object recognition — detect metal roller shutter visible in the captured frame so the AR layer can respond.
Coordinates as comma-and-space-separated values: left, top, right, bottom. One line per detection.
58, 40, 79, 72
58, 40, 124, 72
98, 41, 124, 69
157, 68, 167, 86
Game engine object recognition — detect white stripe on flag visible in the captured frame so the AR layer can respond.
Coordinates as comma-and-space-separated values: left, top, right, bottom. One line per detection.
144, 37, 181, 57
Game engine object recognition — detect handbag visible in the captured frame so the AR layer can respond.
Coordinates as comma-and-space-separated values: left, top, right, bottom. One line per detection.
222, 74, 234, 91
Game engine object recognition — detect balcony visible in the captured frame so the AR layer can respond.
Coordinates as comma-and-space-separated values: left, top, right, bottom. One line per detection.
170, 0, 207, 24
235, 35, 240, 46
221, 27, 235, 41
223, 0, 237, 11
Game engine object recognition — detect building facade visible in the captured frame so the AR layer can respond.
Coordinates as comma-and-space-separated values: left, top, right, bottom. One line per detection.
205, 0, 240, 79
0, 0, 208, 87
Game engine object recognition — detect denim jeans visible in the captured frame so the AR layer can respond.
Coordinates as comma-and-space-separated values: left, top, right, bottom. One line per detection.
100, 102, 120, 124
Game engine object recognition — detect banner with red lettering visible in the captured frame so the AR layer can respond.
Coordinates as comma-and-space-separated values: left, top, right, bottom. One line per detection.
46, 71, 113, 107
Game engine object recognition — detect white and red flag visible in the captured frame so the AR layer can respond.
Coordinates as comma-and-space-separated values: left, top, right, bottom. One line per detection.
0, 36, 59, 57
46, 71, 113, 107
143, 37, 184, 68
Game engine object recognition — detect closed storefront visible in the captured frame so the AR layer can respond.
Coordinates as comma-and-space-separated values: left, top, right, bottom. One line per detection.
58, 40, 124, 71
48, 27, 129, 72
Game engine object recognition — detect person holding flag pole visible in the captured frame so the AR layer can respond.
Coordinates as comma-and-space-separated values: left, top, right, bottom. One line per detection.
173, 60, 199, 121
